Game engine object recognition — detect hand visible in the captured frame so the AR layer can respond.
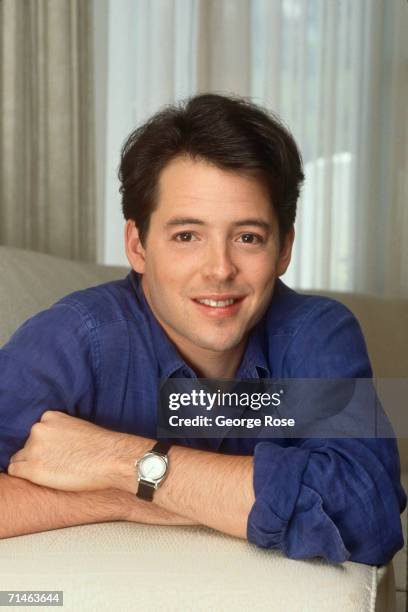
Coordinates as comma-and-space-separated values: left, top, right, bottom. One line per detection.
8, 411, 149, 492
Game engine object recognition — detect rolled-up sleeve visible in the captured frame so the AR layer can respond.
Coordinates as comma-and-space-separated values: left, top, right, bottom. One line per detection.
247, 437, 406, 564
247, 300, 407, 565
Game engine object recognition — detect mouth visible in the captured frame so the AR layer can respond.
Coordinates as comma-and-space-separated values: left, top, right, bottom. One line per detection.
191, 295, 246, 317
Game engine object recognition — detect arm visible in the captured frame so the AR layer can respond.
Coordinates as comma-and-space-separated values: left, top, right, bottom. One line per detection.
137, 443, 255, 539
0, 472, 197, 539
7, 406, 406, 564
110, 434, 406, 566
242, 300, 407, 565
0, 304, 199, 538
7, 415, 250, 539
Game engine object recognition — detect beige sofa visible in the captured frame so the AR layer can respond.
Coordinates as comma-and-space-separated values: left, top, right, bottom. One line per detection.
0, 246, 406, 612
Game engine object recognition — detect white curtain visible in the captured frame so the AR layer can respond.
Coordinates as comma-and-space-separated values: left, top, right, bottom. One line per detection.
96, 0, 408, 298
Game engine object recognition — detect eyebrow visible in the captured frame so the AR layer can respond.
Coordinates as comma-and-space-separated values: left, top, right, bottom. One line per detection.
165, 217, 272, 231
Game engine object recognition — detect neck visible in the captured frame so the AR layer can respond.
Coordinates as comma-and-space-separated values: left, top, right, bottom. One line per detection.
176, 341, 247, 379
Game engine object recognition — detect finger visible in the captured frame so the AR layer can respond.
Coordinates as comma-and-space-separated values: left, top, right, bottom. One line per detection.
9, 450, 26, 463
7, 460, 27, 478
8, 458, 42, 485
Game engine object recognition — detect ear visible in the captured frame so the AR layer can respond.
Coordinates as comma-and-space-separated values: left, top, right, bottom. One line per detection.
124, 220, 146, 273
277, 226, 295, 277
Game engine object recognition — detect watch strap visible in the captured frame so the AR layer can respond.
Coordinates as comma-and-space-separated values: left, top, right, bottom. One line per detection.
151, 441, 171, 457
136, 480, 155, 501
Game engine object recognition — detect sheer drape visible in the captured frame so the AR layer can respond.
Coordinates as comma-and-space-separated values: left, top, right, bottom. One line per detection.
99, 0, 408, 297
0, 0, 96, 261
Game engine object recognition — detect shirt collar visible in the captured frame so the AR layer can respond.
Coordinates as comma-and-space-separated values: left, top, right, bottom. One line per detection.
127, 270, 271, 380
235, 318, 271, 379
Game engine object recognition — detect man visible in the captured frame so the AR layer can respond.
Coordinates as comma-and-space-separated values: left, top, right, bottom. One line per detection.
0, 94, 406, 564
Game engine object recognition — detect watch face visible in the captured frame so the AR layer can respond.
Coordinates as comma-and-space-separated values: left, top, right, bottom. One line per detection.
139, 455, 166, 480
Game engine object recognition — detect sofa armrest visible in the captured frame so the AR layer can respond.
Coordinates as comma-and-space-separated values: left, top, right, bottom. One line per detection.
0, 522, 396, 611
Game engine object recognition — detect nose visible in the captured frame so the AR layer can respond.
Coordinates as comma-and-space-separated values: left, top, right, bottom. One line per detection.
201, 240, 238, 283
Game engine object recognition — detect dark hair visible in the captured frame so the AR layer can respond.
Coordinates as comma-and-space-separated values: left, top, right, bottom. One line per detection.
119, 93, 304, 246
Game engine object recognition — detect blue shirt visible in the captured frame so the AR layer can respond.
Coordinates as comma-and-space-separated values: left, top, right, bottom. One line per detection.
0, 271, 406, 565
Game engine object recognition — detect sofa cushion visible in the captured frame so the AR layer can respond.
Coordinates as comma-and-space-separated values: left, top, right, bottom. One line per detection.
303, 289, 408, 379
0, 246, 128, 347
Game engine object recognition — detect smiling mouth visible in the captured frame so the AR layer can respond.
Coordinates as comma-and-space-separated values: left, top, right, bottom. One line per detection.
195, 297, 240, 307
191, 295, 246, 315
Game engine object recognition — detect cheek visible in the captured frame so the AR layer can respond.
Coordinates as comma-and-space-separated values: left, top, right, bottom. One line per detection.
241, 251, 279, 285
145, 253, 190, 300
157, 243, 198, 279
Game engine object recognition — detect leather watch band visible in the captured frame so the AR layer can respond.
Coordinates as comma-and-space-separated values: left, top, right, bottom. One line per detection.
151, 441, 171, 456
136, 480, 155, 501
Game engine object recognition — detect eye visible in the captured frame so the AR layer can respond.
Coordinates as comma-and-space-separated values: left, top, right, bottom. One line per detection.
238, 233, 265, 245
173, 231, 196, 242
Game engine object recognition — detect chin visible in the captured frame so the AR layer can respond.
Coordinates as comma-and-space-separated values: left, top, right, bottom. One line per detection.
192, 333, 244, 353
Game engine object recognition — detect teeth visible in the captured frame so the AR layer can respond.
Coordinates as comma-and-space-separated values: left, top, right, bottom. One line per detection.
197, 298, 236, 307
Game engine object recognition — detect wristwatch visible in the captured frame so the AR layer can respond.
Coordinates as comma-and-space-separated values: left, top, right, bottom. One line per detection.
135, 441, 171, 501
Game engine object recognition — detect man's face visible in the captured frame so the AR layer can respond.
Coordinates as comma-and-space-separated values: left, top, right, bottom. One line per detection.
125, 156, 293, 358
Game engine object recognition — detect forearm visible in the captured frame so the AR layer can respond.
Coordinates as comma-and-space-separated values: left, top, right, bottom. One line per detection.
154, 446, 255, 539
0, 473, 197, 539
116, 439, 255, 539
6, 414, 252, 540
